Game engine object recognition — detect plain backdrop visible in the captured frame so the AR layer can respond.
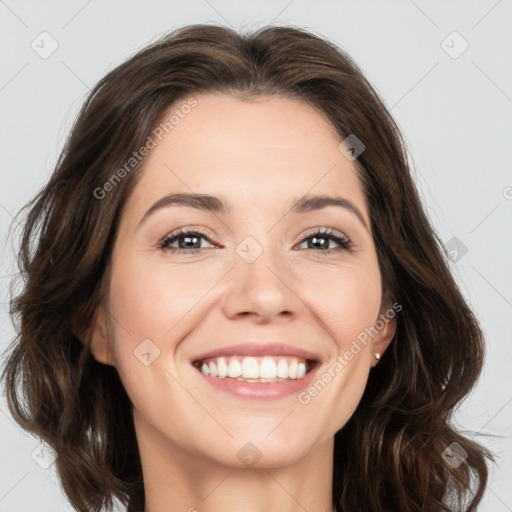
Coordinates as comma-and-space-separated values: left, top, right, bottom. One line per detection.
0, 1, 511, 511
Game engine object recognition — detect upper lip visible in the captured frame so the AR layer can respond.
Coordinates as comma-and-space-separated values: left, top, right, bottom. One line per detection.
191, 342, 322, 364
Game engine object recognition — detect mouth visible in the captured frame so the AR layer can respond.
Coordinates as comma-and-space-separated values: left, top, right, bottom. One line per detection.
192, 355, 319, 383
189, 342, 321, 400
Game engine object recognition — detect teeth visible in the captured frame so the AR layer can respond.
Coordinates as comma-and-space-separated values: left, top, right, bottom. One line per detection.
277, 359, 288, 378
288, 360, 298, 379
259, 357, 277, 378
242, 357, 259, 379
227, 359, 242, 378
197, 355, 312, 381
208, 361, 218, 377
217, 357, 228, 378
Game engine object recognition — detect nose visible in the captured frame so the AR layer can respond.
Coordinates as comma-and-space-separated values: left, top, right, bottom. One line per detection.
220, 243, 300, 324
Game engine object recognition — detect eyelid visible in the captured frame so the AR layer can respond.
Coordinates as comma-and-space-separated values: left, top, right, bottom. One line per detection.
298, 226, 348, 242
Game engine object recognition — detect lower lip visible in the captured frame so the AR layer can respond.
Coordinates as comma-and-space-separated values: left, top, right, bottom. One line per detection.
193, 363, 320, 400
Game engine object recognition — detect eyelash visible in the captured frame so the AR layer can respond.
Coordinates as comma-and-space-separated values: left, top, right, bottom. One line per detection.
158, 227, 355, 255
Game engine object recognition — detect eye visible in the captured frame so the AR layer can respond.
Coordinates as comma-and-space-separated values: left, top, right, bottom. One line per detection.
158, 227, 355, 255
296, 227, 354, 253
159, 229, 216, 254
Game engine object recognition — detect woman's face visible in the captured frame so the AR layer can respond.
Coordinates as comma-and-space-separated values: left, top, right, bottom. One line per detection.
90, 93, 395, 469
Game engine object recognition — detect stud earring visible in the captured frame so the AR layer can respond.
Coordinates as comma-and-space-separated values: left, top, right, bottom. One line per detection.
373, 351, 381, 362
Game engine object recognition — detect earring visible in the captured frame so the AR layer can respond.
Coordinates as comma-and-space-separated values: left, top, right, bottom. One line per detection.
373, 351, 381, 362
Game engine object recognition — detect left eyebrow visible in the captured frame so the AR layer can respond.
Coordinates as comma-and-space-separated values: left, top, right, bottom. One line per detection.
138, 192, 369, 232
290, 194, 369, 232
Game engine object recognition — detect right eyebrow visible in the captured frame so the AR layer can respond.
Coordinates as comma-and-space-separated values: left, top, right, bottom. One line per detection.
139, 193, 229, 228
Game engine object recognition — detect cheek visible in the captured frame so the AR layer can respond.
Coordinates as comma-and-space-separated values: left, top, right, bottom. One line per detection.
297, 263, 382, 350
104, 256, 203, 420
107, 254, 212, 342
104, 253, 228, 387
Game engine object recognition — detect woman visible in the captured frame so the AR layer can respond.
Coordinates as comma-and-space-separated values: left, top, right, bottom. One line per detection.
1, 23, 492, 512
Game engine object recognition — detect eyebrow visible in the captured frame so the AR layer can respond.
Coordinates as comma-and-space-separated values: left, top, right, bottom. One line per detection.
138, 192, 369, 231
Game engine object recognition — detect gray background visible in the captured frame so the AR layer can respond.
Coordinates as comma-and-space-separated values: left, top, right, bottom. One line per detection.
0, 1, 511, 510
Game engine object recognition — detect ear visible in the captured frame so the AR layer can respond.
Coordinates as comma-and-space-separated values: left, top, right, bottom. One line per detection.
75, 306, 116, 366
371, 312, 397, 367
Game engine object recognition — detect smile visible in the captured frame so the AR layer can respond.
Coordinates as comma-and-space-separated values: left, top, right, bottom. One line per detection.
190, 343, 322, 400
193, 355, 316, 382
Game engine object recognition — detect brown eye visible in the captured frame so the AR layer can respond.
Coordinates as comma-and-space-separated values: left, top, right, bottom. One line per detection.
297, 228, 354, 253
159, 229, 215, 254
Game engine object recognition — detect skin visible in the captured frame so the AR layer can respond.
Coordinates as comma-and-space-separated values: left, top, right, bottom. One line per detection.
86, 93, 396, 512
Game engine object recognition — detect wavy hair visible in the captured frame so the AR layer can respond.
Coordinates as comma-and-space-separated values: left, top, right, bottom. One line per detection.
1, 23, 493, 512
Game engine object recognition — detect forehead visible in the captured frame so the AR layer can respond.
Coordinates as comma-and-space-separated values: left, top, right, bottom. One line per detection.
124, 93, 368, 222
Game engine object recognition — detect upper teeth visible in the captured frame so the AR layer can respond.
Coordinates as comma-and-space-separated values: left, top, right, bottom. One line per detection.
198, 356, 309, 380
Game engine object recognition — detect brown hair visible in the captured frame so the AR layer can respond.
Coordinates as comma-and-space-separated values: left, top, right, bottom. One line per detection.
1, 23, 493, 512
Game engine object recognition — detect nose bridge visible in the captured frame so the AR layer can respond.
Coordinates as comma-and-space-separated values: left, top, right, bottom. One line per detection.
221, 233, 297, 320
